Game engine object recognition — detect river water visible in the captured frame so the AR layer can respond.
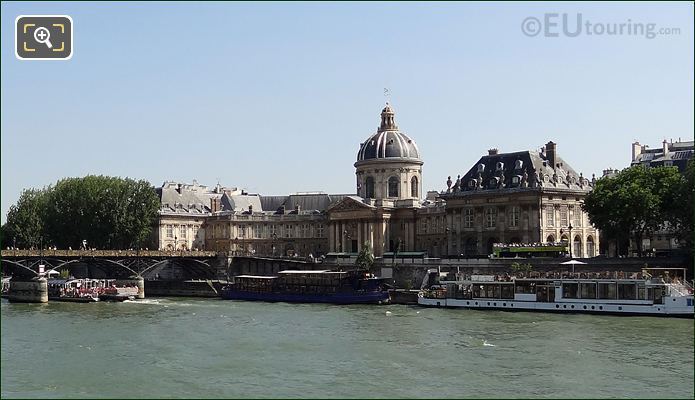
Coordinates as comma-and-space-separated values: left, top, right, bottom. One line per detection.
1, 298, 693, 398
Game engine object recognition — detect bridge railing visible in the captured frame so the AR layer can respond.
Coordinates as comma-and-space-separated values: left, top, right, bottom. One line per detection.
0, 249, 218, 258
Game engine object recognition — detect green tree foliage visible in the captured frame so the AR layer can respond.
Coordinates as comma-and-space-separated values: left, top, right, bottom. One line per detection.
356, 241, 375, 271
4, 175, 159, 250
670, 160, 694, 250
582, 165, 689, 256
4, 188, 49, 248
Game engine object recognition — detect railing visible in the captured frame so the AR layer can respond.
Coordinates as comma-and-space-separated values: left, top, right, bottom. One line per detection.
1, 249, 218, 258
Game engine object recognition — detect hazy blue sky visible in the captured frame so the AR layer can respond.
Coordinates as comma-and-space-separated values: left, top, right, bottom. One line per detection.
2, 2, 693, 223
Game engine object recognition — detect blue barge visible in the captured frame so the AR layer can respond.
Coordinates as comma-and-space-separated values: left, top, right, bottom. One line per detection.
220, 270, 390, 304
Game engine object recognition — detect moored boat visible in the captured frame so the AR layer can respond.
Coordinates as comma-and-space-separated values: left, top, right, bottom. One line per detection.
220, 270, 390, 304
418, 268, 694, 317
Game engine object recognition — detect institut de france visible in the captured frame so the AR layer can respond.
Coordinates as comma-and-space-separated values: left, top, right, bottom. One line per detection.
154, 104, 599, 258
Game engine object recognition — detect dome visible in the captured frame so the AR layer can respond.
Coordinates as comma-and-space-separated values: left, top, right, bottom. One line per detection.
356, 104, 421, 163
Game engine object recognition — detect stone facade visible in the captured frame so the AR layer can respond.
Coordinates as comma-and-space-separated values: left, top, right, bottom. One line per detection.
154, 105, 601, 260
438, 143, 599, 258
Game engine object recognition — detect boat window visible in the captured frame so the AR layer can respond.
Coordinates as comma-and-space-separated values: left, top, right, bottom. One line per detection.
618, 283, 637, 300
637, 284, 646, 300
501, 285, 514, 299
562, 282, 578, 298
514, 281, 536, 294
598, 282, 616, 299
579, 283, 597, 299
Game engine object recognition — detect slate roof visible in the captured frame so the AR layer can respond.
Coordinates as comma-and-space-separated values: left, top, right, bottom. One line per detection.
632, 141, 693, 172
444, 145, 593, 196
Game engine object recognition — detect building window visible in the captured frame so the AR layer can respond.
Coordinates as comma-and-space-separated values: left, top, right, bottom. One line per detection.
285, 225, 293, 238
301, 224, 309, 237
239, 225, 246, 238
421, 219, 428, 233
464, 209, 474, 228
180, 225, 187, 239
509, 206, 520, 227
270, 224, 278, 237
586, 236, 595, 257
388, 176, 399, 197
485, 208, 497, 228
573, 236, 582, 258
253, 225, 261, 239
560, 207, 568, 227
573, 209, 582, 227
317, 224, 324, 238
411, 176, 418, 198
546, 206, 555, 227
166, 225, 173, 238
365, 176, 375, 198
192, 226, 199, 239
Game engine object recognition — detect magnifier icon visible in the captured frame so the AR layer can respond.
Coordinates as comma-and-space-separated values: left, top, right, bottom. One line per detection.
34, 26, 53, 49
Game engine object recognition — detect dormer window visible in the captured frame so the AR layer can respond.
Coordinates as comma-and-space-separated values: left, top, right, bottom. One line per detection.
511, 176, 520, 185
496, 162, 504, 171
477, 163, 486, 173
469, 180, 476, 188
514, 160, 523, 170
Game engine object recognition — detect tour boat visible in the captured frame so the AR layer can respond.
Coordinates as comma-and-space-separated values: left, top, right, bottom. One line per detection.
47, 278, 100, 303
220, 270, 390, 304
418, 268, 694, 317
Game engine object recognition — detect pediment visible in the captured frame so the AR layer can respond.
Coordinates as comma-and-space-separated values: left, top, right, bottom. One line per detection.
327, 196, 375, 213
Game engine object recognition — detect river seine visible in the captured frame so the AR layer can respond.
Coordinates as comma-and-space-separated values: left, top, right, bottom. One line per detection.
1, 298, 693, 398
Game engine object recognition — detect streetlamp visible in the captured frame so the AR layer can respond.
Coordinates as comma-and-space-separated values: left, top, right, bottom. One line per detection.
271, 233, 277, 257
174, 235, 178, 253
560, 223, 574, 258
568, 223, 574, 258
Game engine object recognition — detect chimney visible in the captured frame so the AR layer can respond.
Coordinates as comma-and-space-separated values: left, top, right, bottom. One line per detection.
545, 141, 557, 169
631, 141, 642, 161
295, 203, 301, 213
210, 198, 220, 213
662, 140, 669, 156
176, 183, 182, 194
488, 148, 499, 155
248, 204, 253, 213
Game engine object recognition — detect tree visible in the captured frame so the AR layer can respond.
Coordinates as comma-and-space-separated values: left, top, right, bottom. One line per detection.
4, 188, 50, 248
6, 175, 160, 250
356, 241, 374, 271
582, 165, 685, 257
669, 159, 694, 251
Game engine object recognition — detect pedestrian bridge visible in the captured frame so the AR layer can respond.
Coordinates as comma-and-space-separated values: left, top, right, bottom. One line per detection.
0, 249, 223, 281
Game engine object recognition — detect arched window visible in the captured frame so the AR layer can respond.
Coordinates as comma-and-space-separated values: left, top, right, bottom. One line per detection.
388, 176, 399, 197
586, 236, 595, 257
365, 176, 375, 198
411, 176, 418, 198
546, 235, 555, 243
573, 235, 582, 258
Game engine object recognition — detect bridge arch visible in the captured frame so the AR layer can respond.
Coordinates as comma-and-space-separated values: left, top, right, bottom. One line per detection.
1, 260, 39, 278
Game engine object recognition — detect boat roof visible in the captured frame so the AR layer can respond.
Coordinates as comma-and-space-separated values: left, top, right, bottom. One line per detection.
278, 270, 347, 275
234, 275, 278, 279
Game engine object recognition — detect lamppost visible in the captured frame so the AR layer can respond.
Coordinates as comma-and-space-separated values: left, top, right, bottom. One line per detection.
271, 233, 277, 257
568, 223, 574, 258
13, 237, 16, 258
174, 235, 178, 253
343, 230, 351, 253
560, 223, 574, 258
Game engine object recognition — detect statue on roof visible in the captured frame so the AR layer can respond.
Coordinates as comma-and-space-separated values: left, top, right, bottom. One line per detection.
453, 174, 461, 192
521, 169, 529, 188
446, 176, 453, 193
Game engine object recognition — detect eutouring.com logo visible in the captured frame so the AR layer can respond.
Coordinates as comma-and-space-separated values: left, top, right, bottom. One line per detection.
521, 13, 681, 39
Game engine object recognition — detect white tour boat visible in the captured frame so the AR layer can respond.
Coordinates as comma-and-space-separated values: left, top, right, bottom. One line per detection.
418, 268, 694, 317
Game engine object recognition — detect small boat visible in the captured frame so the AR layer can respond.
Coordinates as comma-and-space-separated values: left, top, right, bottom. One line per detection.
418, 267, 694, 317
220, 270, 390, 304
98, 283, 137, 302
47, 278, 100, 303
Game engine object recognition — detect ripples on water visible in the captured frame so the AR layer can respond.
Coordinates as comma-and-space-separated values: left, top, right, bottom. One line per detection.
1, 298, 693, 398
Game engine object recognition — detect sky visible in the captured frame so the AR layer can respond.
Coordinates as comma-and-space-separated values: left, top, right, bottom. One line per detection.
1, 1, 693, 223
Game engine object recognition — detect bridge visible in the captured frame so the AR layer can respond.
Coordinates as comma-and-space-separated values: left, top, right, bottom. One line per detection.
0, 249, 223, 281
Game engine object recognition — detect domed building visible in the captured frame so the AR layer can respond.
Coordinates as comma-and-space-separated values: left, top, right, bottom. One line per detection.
326, 104, 424, 257
355, 104, 423, 201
